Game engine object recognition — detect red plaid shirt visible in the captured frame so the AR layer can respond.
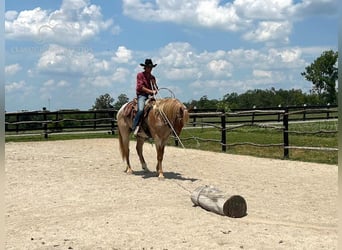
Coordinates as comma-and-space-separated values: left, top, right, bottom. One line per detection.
136, 71, 156, 96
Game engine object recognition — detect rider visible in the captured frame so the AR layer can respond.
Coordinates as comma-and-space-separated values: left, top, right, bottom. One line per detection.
132, 59, 158, 136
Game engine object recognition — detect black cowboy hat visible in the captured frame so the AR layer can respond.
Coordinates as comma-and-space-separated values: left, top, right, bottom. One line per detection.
140, 59, 157, 68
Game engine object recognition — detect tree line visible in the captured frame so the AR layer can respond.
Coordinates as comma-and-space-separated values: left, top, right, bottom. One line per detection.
184, 88, 333, 110
94, 87, 336, 112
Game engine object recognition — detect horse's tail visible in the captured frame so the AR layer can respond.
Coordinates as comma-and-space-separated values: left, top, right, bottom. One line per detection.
117, 103, 130, 162
118, 127, 127, 161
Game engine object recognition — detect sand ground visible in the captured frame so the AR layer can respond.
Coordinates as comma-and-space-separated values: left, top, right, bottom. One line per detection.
5, 138, 338, 249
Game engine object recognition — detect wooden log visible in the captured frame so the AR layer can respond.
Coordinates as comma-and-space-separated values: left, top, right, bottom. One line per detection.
191, 185, 247, 218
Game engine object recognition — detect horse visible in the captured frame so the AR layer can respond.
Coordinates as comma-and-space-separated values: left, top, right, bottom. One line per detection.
116, 98, 189, 178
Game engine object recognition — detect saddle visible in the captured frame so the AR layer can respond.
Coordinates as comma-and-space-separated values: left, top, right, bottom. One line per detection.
122, 98, 155, 137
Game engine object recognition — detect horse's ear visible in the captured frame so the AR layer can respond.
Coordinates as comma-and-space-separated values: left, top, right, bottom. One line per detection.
179, 106, 183, 116
186, 104, 194, 112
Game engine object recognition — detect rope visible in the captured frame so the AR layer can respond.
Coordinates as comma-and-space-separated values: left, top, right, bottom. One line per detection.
172, 181, 192, 195
150, 82, 186, 149
223, 142, 284, 147
224, 123, 284, 131
287, 130, 337, 135
157, 87, 176, 98
285, 146, 338, 151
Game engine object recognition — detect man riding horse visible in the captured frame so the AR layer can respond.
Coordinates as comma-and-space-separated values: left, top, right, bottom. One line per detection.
116, 58, 189, 178
131, 59, 159, 136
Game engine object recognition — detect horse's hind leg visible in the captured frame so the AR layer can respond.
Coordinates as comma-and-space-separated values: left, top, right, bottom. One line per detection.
136, 137, 150, 172
118, 120, 133, 174
124, 146, 133, 175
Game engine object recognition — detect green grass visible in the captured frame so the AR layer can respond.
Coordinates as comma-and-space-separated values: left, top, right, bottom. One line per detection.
174, 120, 338, 165
6, 120, 338, 165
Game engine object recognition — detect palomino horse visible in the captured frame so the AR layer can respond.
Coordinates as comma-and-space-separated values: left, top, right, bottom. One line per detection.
116, 98, 189, 178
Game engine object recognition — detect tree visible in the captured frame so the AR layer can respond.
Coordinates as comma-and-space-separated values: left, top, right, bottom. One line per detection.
301, 50, 338, 104
92, 93, 114, 110
113, 94, 129, 110
197, 95, 219, 109
222, 92, 239, 110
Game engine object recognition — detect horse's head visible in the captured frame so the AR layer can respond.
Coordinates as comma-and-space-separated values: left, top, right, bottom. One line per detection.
175, 103, 189, 135
154, 98, 189, 136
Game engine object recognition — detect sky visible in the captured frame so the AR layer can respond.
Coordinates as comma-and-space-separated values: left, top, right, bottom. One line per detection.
4, 0, 338, 112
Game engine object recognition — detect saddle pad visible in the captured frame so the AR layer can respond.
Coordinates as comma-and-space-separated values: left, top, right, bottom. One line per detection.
122, 99, 137, 118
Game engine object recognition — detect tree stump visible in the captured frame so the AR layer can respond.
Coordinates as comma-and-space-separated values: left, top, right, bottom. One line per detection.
191, 185, 247, 218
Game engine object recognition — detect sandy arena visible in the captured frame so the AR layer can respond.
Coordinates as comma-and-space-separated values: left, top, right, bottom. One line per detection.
5, 138, 338, 249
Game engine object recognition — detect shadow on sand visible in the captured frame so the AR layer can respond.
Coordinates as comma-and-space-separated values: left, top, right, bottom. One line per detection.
133, 170, 199, 182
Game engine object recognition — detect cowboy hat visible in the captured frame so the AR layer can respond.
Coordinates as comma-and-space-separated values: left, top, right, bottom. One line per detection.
140, 59, 157, 68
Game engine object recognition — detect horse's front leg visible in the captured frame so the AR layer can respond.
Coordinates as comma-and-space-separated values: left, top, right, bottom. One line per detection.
136, 137, 150, 172
125, 158, 133, 174
156, 144, 165, 179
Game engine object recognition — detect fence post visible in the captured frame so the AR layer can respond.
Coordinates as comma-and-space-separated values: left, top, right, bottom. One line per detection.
193, 107, 197, 127
221, 111, 226, 152
16, 113, 19, 134
42, 107, 48, 139
93, 111, 97, 130
110, 110, 115, 135
193, 116, 197, 127
283, 107, 289, 159
251, 106, 256, 124
55, 112, 59, 132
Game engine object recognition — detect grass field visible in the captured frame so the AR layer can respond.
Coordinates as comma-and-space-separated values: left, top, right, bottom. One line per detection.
177, 120, 338, 165
5, 120, 338, 165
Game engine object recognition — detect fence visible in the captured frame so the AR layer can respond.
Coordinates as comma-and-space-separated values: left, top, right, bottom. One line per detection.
5, 105, 338, 158
187, 105, 338, 157
5, 108, 117, 138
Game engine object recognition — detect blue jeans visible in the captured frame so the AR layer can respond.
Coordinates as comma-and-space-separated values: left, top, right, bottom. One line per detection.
132, 95, 148, 130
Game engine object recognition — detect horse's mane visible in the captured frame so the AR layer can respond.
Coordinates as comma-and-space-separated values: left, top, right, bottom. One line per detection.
154, 98, 189, 126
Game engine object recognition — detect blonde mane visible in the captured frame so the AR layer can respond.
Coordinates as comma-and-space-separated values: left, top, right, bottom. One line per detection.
154, 98, 189, 125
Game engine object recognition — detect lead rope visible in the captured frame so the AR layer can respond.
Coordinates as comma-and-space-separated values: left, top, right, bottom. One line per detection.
150, 81, 195, 197
150, 81, 186, 149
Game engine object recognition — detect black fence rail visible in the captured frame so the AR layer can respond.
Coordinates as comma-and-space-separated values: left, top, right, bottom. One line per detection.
5, 108, 117, 138
5, 105, 338, 158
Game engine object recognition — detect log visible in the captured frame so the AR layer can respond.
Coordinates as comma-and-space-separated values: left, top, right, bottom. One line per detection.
191, 185, 247, 218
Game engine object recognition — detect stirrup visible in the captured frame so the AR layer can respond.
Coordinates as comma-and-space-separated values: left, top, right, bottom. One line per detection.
133, 126, 140, 136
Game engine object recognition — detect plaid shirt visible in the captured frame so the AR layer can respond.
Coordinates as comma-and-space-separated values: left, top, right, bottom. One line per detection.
136, 71, 156, 96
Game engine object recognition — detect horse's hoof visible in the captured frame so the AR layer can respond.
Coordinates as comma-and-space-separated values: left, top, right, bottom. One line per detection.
142, 164, 150, 173
125, 169, 133, 174
158, 175, 165, 180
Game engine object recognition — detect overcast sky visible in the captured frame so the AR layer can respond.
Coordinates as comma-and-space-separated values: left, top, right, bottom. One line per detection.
5, 0, 338, 112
